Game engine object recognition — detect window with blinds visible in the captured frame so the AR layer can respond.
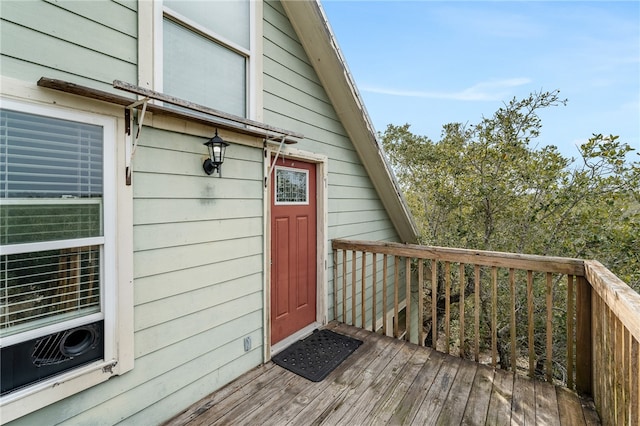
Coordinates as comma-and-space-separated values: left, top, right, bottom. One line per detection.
0, 108, 104, 339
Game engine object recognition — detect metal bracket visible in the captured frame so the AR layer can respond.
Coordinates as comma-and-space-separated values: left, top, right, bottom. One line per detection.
264, 134, 289, 188
124, 98, 149, 185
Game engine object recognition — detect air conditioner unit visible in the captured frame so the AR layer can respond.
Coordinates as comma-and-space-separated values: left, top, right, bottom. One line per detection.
1, 321, 104, 395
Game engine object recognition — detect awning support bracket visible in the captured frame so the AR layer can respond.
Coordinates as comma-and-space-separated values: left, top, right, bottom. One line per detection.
124, 98, 149, 185
264, 134, 289, 188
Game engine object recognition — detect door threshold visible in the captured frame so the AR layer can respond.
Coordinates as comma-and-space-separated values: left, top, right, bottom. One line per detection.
270, 322, 321, 357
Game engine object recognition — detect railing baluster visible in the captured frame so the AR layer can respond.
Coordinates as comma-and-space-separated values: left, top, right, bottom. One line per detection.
632, 337, 639, 423
333, 249, 338, 321
615, 315, 624, 424
510, 268, 516, 374
445, 261, 451, 354
394, 256, 399, 338
546, 272, 553, 382
361, 251, 367, 330
351, 250, 356, 326
491, 266, 497, 368
474, 264, 480, 362
623, 328, 631, 425
444, 262, 451, 353
567, 275, 574, 389
607, 305, 613, 420
419, 260, 424, 346
527, 270, 534, 378
432, 259, 438, 350
342, 250, 347, 323
382, 254, 388, 337
459, 263, 465, 358
406, 257, 411, 342
593, 293, 602, 412
372, 253, 377, 333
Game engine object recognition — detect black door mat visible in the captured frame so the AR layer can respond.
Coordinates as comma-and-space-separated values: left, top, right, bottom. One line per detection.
272, 329, 363, 382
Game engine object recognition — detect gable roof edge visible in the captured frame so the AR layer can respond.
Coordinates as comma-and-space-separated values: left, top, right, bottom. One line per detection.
280, 0, 419, 244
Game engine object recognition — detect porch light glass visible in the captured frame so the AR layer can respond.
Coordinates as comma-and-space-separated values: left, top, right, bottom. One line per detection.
203, 129, 229, 177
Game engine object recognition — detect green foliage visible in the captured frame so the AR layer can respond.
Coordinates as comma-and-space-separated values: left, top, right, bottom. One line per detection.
382, 90, 638, 378
382, 90, 639, 292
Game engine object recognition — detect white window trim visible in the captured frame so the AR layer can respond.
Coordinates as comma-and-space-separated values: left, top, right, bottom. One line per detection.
0, 97, 133, 423
153, 1, 258, 121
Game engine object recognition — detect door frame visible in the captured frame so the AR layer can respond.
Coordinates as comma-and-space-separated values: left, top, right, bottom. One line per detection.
263, 145, 328, 360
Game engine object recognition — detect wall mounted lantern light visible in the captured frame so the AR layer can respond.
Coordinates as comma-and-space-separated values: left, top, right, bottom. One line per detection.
203, 129, 229, 177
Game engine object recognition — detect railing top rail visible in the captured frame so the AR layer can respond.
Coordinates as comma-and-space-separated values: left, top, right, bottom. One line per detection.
585, 260, 640, 341
332, 239, 585, 276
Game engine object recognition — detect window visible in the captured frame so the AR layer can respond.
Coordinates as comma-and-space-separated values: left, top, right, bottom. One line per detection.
161, 1, 251, 118
275, 167, 309, 205
0, 99, 121, 404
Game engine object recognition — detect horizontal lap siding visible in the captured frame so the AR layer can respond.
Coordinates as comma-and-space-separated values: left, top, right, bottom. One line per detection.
264, 0, 402, 322
127, 127, 266, 422
0, 0, 136, 93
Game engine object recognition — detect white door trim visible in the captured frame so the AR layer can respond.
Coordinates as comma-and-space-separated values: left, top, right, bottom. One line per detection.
263, 146, 328, 361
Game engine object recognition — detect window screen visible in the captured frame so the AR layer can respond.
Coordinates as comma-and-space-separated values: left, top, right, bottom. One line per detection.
164, 0, 250, 49
1, 109, 104, 338
163, 18, 247, 118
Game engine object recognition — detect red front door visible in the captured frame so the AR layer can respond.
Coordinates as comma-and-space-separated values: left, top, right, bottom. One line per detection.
270, 158, 317, 345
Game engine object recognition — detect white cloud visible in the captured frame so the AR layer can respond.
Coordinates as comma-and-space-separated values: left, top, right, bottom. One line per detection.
362, 78, 532, 101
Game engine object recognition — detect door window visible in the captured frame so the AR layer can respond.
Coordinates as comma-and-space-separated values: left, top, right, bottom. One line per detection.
275, 166, 309, 205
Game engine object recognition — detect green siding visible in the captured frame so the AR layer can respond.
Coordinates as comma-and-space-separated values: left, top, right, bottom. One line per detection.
0, 0, 136, 93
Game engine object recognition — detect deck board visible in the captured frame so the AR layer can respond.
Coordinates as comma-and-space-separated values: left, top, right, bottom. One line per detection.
461, 364, 494, 425
413, 356, 462, 424
536, 380, 562, 426
164, 323, 600, 426
486, 369, 514, 426
387, 349, 446, 424
436, 358, 477, 425
512, 372, 537, 424
365, 348, 434, 424
331, 343, 419, 425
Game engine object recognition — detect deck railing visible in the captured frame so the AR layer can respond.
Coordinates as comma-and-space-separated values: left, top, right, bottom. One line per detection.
332, 239, 640, 425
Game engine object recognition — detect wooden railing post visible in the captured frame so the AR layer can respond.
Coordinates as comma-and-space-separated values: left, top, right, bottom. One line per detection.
576, 276, 593, 396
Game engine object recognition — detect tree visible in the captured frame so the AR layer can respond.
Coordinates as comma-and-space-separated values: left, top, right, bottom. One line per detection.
381, 90, 640, 375
382, 90, 639, 287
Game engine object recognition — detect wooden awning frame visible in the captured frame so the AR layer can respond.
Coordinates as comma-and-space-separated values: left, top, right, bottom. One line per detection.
37, 77, 302, 185
37, 78, 302, 142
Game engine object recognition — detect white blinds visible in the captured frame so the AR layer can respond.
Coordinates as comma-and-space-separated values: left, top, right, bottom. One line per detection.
1, 109, 103, 199
1, 247, 101, 336
0, 108, 103, 339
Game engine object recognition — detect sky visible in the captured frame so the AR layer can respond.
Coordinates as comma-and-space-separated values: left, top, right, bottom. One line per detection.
320, 1, 640, 162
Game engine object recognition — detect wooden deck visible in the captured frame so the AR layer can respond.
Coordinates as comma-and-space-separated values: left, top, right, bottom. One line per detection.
164, 323, 600, 426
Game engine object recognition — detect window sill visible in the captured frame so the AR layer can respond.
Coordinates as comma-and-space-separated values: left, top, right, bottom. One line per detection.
0, 358, 124, 423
